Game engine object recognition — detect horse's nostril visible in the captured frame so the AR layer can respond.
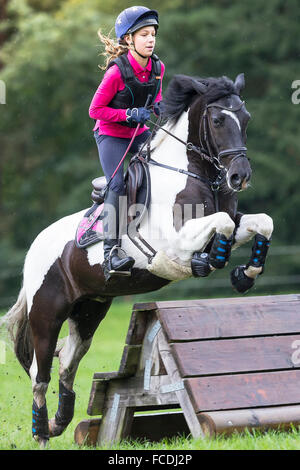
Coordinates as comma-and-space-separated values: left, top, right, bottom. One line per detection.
230, 174, 241, 187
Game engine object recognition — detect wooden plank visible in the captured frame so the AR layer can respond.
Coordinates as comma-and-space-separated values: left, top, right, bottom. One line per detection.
87, 373, 116, 416
185, 370, 300, 413
125, 310, 152, 345
197, 405, 300, 437
133, 294, 300, 315
74, 412, 190, 446
136, 317, 166, 379
132, 302, 158, 312
88, 375, 180, 416
171, 335, 300, 377
157, 300, 300, 342
157, 329, 205, 438
97, 401, 135, 445
118, 345, 141, 376
154, 294, 300, 310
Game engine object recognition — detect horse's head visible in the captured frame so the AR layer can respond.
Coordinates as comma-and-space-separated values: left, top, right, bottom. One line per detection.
164, 73, 252, 192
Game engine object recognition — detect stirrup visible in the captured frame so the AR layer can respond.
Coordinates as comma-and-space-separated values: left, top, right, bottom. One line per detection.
103, 245, 134, 280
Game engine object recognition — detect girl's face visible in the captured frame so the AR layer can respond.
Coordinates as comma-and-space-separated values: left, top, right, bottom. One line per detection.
126, 26, 156, 58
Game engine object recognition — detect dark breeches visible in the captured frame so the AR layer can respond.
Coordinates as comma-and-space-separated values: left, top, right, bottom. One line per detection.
94, 130, 151, 194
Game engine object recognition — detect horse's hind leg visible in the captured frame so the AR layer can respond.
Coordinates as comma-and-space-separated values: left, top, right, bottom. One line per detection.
231, 213, 273, 293
29, 298, 69, 446
49, 298, 112, 438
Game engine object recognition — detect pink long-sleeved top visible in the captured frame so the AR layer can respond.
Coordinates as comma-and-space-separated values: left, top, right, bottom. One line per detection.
89, 51, 165, 138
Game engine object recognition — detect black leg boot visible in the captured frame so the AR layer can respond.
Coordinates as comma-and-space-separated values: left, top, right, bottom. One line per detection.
102, 189, 135, 281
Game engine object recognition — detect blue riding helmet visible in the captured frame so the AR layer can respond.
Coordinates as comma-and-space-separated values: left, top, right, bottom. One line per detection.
115, 6, 159, 42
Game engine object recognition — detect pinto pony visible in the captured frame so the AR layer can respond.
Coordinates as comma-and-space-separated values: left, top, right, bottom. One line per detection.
3, 73, 273, 446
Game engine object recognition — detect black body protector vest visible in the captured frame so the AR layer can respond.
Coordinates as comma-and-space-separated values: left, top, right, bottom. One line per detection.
107, 53, 162, 128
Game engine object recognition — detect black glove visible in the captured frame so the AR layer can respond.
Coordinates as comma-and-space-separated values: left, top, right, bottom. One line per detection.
153, 101, 165, 117
125, 107, 151, 125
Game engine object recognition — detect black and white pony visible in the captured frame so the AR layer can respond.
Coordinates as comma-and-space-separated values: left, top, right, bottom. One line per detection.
2, 73, 273, 446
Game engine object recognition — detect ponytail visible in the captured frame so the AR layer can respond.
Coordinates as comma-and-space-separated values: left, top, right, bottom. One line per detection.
97, 29, 130, 70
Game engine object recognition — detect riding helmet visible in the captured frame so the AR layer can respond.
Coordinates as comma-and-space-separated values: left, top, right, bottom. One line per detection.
115, 6, 159, 42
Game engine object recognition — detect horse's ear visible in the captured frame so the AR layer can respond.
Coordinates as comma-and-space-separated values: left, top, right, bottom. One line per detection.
234, 73, 245, 95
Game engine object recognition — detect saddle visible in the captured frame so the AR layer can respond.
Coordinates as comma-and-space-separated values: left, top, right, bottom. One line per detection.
75, 155, 151, 249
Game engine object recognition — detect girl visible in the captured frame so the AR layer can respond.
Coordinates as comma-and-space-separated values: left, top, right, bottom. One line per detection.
89, 6, 165, 280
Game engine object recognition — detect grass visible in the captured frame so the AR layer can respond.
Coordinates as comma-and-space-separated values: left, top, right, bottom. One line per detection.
1, 301, 300, 450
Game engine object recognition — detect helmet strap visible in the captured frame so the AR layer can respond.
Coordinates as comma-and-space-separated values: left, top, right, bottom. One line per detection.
129, 34, 148, 60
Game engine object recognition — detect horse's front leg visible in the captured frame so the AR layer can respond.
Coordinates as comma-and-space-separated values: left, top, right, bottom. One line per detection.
230, 212, 273, 293
168, 211, 235, 275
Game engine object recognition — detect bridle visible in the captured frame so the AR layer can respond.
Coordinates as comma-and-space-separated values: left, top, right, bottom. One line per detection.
199, 99, 248, 172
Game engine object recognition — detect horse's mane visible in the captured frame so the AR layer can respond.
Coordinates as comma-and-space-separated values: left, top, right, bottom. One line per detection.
163, 74, 239, 124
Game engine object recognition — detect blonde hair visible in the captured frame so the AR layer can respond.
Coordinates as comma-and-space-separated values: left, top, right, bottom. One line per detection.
97, 29, 131, 70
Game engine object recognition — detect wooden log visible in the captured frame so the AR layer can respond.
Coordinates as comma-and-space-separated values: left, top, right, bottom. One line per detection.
74, 418, 102, 446
185, 369, 300, 413
157, 300, 300, 342
197, 405, 300, 436
171, 334, 300, 377
74, 412, 190, 447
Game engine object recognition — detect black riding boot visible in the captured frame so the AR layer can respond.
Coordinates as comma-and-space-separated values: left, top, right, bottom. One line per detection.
102, 188, 135, 280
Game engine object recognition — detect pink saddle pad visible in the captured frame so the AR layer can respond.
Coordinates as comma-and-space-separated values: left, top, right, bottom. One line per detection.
76, 204, 104, 248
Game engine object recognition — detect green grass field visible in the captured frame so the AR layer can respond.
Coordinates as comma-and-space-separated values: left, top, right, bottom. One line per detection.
1, 301, 300, 450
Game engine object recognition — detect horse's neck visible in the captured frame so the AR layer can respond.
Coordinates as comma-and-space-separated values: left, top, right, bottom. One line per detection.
150, 112, 189, 168
145, 112, 191, 240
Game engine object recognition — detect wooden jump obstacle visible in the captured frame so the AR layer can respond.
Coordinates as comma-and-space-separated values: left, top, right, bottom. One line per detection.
74, 293, 300, 446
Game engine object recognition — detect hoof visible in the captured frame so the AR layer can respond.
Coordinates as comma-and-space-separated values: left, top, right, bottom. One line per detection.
33, 434, 49, 448
230, 265, 255, 293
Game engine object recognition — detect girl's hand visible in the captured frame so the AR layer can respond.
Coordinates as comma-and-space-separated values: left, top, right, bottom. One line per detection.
152, 101, 165, 117
126, 107, 151, 124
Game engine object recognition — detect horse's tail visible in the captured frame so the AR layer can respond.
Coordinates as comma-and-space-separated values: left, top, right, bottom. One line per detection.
1, 286, 33, 376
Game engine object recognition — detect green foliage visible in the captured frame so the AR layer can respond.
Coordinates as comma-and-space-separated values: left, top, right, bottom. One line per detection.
0, 0, 299, 307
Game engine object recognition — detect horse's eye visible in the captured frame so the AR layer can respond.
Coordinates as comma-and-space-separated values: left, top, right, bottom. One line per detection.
212, 117, 221, 126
